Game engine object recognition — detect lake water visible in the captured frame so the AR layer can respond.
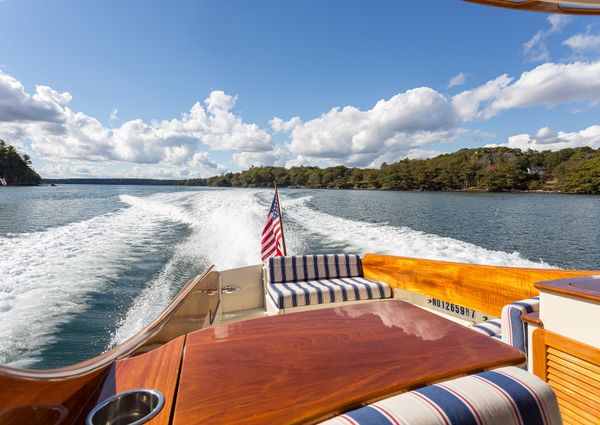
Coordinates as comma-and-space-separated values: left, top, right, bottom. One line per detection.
0, 185, 599, 369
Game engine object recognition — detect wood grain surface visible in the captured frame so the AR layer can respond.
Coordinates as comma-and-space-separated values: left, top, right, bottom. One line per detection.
532, 329, 600, 425
362, 254, 600, 317
173, 300, 525, 425
94, 336, 185, 425
464, 0, 600, 15
522, 312, 543, 327
536, 275, 600, 304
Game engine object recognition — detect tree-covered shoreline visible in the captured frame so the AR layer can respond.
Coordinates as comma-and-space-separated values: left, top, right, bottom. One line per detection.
10, 144, 600, 194
179, 147, 600, 194
0, 140, 41, 186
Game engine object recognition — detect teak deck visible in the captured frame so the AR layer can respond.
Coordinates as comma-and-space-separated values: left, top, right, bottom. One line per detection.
172, 300, 525, 425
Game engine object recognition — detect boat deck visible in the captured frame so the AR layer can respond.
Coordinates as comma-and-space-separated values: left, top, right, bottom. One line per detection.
103, 300, 525, 425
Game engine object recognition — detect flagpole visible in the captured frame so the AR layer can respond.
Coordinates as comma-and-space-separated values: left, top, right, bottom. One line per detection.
274, 178, 287, 256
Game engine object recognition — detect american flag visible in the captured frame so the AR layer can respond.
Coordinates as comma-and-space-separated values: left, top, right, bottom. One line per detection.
261, 189, 286, 261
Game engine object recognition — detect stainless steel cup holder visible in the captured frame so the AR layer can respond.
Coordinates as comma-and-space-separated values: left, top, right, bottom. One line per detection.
86, 388, 165, 425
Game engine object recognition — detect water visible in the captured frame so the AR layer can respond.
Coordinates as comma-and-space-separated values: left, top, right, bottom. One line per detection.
0, 185, 598, 369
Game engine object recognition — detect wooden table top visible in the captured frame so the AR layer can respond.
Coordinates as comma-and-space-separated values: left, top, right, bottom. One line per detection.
173, 300, 525, 425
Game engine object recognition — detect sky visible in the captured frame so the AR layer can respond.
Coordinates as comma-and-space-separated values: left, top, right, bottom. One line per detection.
1, 0, 600, 179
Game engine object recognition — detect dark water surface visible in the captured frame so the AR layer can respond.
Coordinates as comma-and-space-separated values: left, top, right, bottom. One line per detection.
0, 185, 598, 368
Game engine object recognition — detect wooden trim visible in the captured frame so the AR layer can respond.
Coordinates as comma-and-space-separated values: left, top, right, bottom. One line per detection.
522, 312, 543, 327
536, 276, 600, 304
94, 336, 186, 425
532, 329, 600, 423
543, 331, 600, 367
361, 253, 600, 317
463, 0, 600, 15
532, 328, 548, 380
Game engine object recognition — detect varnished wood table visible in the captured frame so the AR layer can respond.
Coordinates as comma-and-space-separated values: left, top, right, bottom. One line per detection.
173, 300, 525, 425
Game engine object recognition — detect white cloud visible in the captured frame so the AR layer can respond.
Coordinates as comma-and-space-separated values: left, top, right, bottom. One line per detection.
564, 27, 600, 54
448, 72, 468, 88
452, 74, 513, 121
3, 56, 600, 178
109, 107, 119, 123
489, 125, 600, 151
548, 15, 572, 33
232, 146, 287, 168
0, 71, 272, 169
523, 15, 572, 62
280, 88, 460, 167
272, 59, 600, 167
38, 152, 224, 179
453, 61, 600, 120
0, 72, 70, 123
269, 116, 302, 133
405, 149, 444, 160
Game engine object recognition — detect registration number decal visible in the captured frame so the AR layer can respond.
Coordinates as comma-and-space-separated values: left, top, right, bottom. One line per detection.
427, 298, 476, 319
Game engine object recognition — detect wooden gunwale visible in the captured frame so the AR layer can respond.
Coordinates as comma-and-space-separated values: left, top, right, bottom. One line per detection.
463, 0, 600, 15
362, 253, 600, 317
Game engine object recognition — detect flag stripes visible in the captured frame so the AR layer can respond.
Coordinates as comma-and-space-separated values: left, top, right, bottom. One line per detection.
261, 188, 285, 261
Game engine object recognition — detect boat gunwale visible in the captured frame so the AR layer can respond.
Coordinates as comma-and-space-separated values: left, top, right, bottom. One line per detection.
0, 265, 215, 380
463, 0, 600, 14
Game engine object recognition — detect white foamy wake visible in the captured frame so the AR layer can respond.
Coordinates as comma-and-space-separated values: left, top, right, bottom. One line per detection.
109, 189, 274, 345
0, 204, 171, 367
286, 196, 553, 268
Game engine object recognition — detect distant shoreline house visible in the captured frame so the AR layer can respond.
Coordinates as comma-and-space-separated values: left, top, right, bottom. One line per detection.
527, 166, 546, 175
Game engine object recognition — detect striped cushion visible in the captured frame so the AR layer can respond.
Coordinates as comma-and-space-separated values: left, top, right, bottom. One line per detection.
267, 277, 392, 309
267, 255, 363, 284
501, 297, 540, 353
471, 318, 502, 338
321, 366, 562, 425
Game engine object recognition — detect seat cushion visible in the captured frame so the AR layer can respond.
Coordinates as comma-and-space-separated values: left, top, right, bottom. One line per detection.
321, 366, 562, 425
267, 277, 391, 309
471, 318, 502, 341
267, 254, 363, 284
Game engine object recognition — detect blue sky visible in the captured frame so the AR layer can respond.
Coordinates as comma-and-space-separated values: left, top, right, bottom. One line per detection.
1, 0, 600, 178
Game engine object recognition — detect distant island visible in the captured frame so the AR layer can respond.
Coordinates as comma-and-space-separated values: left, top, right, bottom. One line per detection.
0, 140, 41, 186
3, 139, 598, 193
43, 178, 180, 186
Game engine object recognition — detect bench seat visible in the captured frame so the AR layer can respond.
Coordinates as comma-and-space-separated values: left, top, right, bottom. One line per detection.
267, 277, 392, 309
321, 366, 561, 425
265, 254, 392, 311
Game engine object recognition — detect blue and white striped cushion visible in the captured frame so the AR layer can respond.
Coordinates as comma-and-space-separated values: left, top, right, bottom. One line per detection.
267, 277, 391, 309
471, 318, 502, 338
321, 366, 562, 425
267, 255, 363, 284
501, 297, 540, 353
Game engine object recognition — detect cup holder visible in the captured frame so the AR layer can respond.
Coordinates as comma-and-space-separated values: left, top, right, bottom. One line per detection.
86, 389, 165, 425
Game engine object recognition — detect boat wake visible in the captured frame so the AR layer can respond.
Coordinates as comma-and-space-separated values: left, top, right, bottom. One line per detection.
0, 203, 171, 367
285, 195, 553, 268
0, 188, 552, 368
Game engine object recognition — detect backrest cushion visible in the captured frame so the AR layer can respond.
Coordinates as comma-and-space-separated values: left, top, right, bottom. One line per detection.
501, 297, 540, 353
267, 254, 363, 284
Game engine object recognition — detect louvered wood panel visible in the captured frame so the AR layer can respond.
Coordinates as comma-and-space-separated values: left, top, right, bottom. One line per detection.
533, 329, 600, 425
